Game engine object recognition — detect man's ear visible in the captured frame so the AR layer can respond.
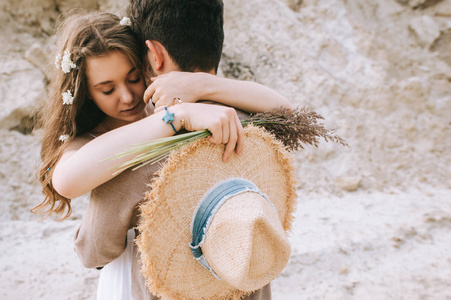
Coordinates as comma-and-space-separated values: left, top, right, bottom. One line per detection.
145, 40, 164, 72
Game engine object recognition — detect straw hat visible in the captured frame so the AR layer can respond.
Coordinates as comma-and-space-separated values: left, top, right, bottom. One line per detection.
137, 125, 298, 300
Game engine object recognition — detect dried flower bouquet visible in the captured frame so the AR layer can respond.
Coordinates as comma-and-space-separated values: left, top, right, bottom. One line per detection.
107, 106, 347, 175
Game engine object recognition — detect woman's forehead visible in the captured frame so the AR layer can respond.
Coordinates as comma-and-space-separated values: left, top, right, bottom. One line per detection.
86, 51, 135, 85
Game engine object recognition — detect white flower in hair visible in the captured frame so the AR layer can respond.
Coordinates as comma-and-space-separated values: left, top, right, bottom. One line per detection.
62, 90, 74, 105
59, 134, 69, 142
61, 49, 77, 73
54, 54, 62, 69
120, 17, 132, 26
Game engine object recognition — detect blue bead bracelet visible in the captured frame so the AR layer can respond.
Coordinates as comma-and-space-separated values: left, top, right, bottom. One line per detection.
162, 107, 177, 134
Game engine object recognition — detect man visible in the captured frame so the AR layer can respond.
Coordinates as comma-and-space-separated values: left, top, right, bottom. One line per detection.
75, 1, 279, 299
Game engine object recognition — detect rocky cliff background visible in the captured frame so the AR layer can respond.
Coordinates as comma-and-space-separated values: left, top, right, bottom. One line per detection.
1, 0, 450, 299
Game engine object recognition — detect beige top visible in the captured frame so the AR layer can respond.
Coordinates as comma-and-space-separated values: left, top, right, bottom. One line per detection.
73, 162, 159, 298
73, 108, 271, 299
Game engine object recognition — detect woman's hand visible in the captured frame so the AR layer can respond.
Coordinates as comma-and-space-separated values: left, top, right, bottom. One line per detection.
143, 71, 207, 109
176, 103, 245, 162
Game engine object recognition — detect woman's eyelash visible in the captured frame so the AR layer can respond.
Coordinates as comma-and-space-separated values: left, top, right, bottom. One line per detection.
103, 88, 114, 95
101, 77, 140, 95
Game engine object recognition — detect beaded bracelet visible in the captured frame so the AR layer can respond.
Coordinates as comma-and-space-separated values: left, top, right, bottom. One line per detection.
162, 107, 177, 133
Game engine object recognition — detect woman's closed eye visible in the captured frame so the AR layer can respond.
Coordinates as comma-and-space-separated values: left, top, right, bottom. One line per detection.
100, 75, 140, 95
129, 76, 141, 84
102, 88, 114, 95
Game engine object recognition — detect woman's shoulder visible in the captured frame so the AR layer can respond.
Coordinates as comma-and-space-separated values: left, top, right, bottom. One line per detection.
65, 123, 109, 151
84, 122, 108, 140
59, 130, 103, 161
64, 120, 111, 153
65, 135, 94, 152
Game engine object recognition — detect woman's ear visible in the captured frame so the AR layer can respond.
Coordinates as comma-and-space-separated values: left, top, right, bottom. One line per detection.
145, 40, 164, 73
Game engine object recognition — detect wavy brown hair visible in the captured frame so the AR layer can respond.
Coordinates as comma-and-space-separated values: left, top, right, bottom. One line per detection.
32, 11, 145, 220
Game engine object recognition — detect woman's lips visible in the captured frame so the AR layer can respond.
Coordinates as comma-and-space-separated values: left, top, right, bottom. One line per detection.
122, 102, 142, 115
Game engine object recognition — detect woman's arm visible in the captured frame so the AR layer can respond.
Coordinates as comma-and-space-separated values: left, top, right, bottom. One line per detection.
52, 103, 243, 199
145, 71, 293, 113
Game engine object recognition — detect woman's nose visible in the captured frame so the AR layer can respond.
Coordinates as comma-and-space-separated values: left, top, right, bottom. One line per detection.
120, 86, 134, 104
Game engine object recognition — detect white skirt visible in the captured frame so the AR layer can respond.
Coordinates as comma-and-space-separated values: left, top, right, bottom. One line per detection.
97, 229, 135, 300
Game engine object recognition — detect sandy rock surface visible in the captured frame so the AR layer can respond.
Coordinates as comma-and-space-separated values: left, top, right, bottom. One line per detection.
0, 0, 450, 299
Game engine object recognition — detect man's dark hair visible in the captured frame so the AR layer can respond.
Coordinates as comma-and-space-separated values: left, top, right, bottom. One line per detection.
127, 0, 224, 72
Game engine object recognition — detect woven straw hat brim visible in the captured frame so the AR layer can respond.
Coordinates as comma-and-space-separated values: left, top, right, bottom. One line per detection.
137, 125, 298, 300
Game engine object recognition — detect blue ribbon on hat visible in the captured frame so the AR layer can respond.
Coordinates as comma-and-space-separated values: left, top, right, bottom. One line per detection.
189, 178, 272, 279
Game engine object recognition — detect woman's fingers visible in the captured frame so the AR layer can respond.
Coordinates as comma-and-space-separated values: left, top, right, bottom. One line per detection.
143, 84, 155, 104
207, 107, 243, 161
221, 111, 230, 145
208, 107, 239, 162
208, 120, 222, 144
182, 104, 245, 161
234, 114, 245, 157
154, 106, 164, 113
153, 96, 169, 109
222, 115, 238, 162
145, 72, 201, 108
154, 97, 183, 109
